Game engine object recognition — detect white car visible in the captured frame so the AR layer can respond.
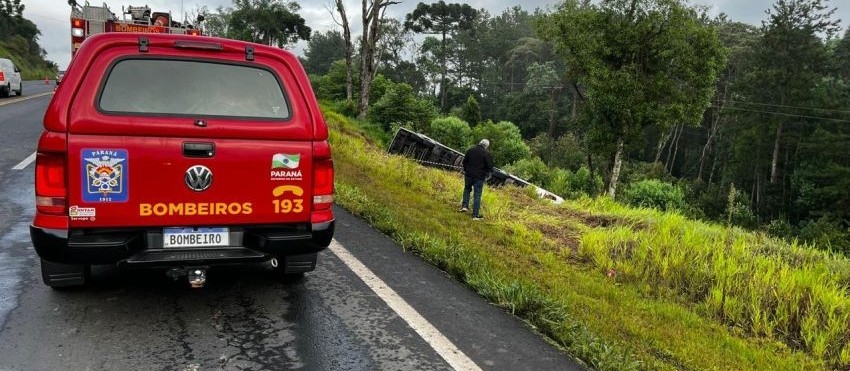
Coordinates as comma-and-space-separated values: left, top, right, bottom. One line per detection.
0, 58, 22, 97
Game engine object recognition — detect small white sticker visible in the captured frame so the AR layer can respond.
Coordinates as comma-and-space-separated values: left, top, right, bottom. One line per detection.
69, 205, 96, 218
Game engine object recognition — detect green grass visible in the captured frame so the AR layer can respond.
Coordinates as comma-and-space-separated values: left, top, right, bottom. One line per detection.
0, 38, 56, 80
326, 108, 834, 370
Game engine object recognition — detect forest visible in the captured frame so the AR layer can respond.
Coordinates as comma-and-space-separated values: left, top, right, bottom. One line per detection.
204, 0, 850, 252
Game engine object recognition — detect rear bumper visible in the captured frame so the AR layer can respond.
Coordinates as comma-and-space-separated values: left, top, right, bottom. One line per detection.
30, 221, 334, 266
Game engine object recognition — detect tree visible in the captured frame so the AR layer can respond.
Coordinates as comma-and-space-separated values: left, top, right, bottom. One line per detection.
405, 1, 478, 111
368, 83, 436, 132
429, 117, 472, 150
227, 0, 311, 48
529, 133, 586, 171
695, 20, 761, 182
471, 121, 532, 166
332, 0, 355, 101
792, 128, 850, 222
375, 19, 412, 74
835, 29, 850, 79
750, 0, 839, 184
524, 61, 565, 138
201, 6, 231, 38
458, 95, 482, 125
303, 30, 344, 75
506, 37, 544, 89
358, 0, 400, 118
540, 0, 725, 197
314, 60, 351, 101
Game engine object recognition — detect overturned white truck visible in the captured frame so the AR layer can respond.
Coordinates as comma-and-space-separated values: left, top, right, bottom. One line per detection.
388, 127, 564, 204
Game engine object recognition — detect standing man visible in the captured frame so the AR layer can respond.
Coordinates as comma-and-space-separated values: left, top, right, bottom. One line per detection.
461, 139, 494, 220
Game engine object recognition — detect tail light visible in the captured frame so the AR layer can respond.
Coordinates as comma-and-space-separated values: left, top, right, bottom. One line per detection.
35, 152, 67, 215
186, 29, 201, 36
0, 71, 4, 81
71, 18, 85, 38
311, 141, 334, 224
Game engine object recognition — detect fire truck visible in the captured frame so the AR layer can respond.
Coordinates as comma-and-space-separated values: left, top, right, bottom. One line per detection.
69, 1, 203, 57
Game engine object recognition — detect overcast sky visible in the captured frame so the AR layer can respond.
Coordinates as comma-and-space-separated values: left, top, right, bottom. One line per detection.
24, 0, 850, 70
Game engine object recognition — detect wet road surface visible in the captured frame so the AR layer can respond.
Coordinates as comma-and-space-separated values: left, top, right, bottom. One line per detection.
0, 83, 582, 370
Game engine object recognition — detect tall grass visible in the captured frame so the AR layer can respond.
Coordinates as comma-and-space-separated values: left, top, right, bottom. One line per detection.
326, 108, 826, 370
579, 205, 850, 366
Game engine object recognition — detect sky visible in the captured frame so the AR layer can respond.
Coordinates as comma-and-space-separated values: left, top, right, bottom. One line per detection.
23, 0, 850, 70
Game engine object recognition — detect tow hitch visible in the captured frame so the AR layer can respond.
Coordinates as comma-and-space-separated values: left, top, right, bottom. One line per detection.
166, 267, 208, 288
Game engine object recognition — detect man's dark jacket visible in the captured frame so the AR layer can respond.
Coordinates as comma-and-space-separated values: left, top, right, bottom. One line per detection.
462, 144, 494, 181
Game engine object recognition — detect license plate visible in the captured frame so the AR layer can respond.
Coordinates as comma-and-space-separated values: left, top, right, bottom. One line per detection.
163, 227, 229, 248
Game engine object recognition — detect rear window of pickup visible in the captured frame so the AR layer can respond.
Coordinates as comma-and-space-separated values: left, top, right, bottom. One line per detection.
99, 59, 290, 119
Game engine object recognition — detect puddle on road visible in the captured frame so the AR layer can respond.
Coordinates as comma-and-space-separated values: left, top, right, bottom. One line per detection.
0, 172, 36, 329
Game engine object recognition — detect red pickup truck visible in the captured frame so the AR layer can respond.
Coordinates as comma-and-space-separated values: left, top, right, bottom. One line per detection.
31, 33, 334, 288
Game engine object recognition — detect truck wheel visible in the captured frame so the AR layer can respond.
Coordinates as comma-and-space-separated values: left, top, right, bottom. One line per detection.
273, 253, 317, 277
0, 84, 8, 98
41, 259, 88, 288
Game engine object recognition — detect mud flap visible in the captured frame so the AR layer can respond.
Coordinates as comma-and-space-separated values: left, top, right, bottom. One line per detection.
282, 253, 317, 274
41, 259, 87, 288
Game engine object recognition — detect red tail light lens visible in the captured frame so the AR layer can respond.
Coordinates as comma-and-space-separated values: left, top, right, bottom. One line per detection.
0, 71, 5, 81
35, 152, 66, 215
311, 141, 334, 224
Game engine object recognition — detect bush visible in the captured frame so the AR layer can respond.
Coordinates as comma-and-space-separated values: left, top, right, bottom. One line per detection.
471, 120, 532, 166
621, 161, 672, 184
370, 74, 393, 103
505, 157, 551, 186
621, 179, 686, 212
368, 83, 436, 132
765, 218, 794, 240
529, 133, 586, 171
314, 60, 349, 101
547, 166, 603, 199
725, 184, 757, 229
428, 116, 472, 151
798, 216, 850, 253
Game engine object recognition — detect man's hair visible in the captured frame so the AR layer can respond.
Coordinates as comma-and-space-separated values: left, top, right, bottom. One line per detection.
479, 139, 490, 148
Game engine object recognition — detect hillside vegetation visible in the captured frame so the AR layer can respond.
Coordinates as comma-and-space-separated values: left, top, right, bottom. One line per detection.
325, 107, 850, 370
0, 0, 56, 80
300, 0, 850, 255
0, 38, 55, 80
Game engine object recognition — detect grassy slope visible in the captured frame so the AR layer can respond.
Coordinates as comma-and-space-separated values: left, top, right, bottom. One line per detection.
325, 109, 832, 370
0, 40, 56, 80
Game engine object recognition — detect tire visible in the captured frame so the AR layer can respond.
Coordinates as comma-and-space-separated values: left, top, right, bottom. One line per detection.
14, 82, 21, 96
0, 84, 8, 98
41, 259, 88, 288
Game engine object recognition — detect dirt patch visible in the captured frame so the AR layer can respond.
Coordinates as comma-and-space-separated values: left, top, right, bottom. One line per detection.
532, 222, 581, 255
556, 208, 650, 231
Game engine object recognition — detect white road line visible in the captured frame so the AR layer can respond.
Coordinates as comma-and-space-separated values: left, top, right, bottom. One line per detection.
0, 91, 54, 107
328, 240, 483, 371
11, 152, 36, 170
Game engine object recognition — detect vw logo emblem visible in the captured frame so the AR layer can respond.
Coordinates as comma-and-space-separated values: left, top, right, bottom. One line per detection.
185, 165, 213, 192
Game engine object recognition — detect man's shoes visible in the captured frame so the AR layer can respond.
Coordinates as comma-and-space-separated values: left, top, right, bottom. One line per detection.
472, 215, 484, 221
460, 207, 468, 213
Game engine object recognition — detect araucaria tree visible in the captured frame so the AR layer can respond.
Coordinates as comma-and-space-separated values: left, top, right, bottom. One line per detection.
404, 1, 477, 112
227, 0, 311, 48
540, 0, 725, 197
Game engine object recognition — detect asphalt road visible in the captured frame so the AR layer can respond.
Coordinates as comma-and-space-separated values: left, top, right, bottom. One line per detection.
0, 84, 582, 371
